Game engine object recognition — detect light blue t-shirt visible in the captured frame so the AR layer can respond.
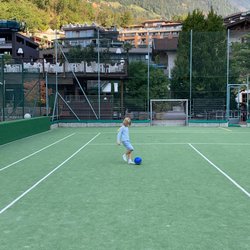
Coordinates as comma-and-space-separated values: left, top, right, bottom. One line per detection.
117, 125, 130, 142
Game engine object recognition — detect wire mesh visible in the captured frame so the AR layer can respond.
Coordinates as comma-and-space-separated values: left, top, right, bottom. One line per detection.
0, 30, 249, 123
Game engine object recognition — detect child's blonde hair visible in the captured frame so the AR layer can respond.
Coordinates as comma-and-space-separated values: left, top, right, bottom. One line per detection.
123, 117, 131, 126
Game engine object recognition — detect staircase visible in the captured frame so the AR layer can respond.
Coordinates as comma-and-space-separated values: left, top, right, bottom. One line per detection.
59, 100, 113, 120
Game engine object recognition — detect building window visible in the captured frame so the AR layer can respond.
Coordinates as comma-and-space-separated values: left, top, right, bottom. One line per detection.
26, 41, 37, 49
16, 36, 24, 44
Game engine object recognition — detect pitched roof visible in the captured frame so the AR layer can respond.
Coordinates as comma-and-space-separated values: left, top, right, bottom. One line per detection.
224, 11, 250, 29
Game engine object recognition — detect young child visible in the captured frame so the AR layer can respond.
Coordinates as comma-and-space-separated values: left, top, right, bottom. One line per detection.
117, 117, 134, 164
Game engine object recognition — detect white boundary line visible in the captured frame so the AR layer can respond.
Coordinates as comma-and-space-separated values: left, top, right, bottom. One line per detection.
75, 131, 250, 137
89, 142, 250, 146
219, 127, 232, 132
0, 132, 101, 215
79, 131, 245, 134
0, 133, 76, 172
188, 143, 250, 198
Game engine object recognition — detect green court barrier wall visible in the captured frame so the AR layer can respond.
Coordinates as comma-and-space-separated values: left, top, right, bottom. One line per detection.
0, 117, 50, 145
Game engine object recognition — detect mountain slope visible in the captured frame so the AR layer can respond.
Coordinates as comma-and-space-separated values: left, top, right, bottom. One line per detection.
94, 0, 250, 18
228, 0, 250, 12
1, 0, 249, 32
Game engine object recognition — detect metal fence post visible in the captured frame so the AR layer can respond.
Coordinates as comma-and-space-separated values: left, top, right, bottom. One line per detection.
22, 61, 24, 118
0, 55, 5, 121
189, 30, 193, 119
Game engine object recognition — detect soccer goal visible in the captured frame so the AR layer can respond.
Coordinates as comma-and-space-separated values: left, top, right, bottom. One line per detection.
150, 99, 189, 126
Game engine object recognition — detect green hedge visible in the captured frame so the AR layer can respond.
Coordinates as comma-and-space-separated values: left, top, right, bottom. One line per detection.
0, 117, 50, 145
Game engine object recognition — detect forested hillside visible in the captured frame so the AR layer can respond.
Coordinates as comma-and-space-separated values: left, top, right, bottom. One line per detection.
97, 0, 238, 19
0, 0, 249, 32
0, 0, 96, 31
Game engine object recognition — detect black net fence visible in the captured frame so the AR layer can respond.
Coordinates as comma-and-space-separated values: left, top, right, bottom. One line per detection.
1, 30, 249, 122
0, 58, 43, 121
170, 30, 250, 121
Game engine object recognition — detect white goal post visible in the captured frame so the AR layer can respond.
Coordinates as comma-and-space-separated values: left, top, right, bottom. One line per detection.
150, 99, 189, 126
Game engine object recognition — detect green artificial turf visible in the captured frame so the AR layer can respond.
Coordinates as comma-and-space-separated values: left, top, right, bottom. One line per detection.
0, 127, 249, 249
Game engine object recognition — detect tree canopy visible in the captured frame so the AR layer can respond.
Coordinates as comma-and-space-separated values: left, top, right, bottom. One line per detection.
125, 61, 170, 110
230, 33, 250, 84
170, 9, 228, 99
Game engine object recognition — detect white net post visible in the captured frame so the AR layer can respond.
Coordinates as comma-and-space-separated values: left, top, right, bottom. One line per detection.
150, 99, 188, 126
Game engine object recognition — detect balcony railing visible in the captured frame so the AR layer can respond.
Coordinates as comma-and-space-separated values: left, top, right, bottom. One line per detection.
3, 60, 127, 74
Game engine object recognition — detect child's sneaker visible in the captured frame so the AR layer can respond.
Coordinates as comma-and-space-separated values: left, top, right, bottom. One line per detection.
128, 159, 135, 164
122, 154, 127, 162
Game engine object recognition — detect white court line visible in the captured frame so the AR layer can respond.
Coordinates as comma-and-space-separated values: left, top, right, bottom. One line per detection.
0, 133, 75, 172
76, 131, 250, 136
82, 131, 239, 134
188, 143, 250, 198
0, 132, 101, 215
90, 142, 250, 146
219, 127, 232, 132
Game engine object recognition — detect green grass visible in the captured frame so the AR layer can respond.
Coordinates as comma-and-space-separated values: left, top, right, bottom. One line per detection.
0, 126, 249, 249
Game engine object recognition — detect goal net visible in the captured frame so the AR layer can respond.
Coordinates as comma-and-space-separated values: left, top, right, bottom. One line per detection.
150, 99, 189, 126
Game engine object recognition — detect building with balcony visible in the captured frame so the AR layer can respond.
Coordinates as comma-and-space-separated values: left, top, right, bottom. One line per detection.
118, 19, 182, 47
224, 11, 250, 43
152, 36, 179, 79
60, 23, 119, 48
39, 23, 152, 67
31, 29, 64, 49
0, 20, 39, 60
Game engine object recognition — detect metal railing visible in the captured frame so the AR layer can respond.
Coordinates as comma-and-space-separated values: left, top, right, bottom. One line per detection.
3, 60, 127, 75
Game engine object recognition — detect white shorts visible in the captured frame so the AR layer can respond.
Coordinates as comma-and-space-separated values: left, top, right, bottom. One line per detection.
122, 140, 134, 151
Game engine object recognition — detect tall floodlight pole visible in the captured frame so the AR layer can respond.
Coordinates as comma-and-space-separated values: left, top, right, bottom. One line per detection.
52, 30, 59, 121
0, 55, 4, 121
97, 28, 101, 119
247, 75, 249, 120
55, 30, 58, 119
45, 72, 49, 116
17, 48, 24, 118
147, 36, 150, 120
21, 54, 24, 118
189, 30, 193, 119
226, 29, 230, 120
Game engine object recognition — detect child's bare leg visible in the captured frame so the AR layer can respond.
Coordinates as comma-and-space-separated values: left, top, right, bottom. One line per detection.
126, 150, 133, 160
